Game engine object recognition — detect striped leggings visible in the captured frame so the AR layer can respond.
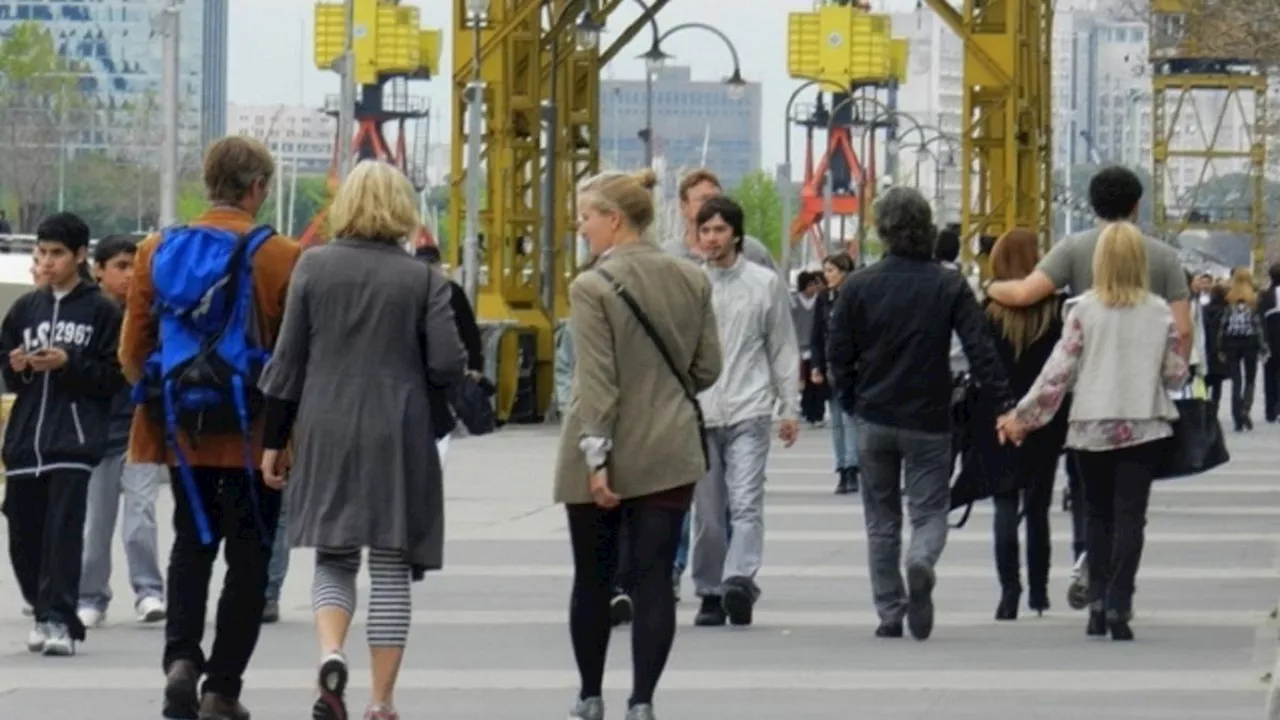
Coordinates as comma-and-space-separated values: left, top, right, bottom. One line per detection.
312, 547, 413, 648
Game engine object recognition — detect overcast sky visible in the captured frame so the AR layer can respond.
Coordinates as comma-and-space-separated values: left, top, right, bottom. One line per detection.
227, 0, 925, 169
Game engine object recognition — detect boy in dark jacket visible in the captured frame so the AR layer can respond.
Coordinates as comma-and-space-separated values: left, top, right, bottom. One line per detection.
77, 235, 167, 631
1, 212, 125, 656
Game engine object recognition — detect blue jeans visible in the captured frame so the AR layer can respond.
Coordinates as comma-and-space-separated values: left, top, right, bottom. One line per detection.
265, 492, 289, 603
829, 400, 859, 470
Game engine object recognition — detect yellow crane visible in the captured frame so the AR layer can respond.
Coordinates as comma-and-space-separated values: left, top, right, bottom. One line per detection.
787, 0, 1052, 264
450, 0, 1049, 417
1148, 0, 1268, 276
448, 0, 668, 422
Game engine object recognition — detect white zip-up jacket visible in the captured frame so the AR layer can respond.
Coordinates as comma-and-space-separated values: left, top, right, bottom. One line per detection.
698, 255, 800, 427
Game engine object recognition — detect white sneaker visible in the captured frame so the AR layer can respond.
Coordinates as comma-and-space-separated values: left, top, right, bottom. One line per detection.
136, 596, 167, 623
42, 623, 75, 657
77, 608, 105, 629
26, 622, 47, 653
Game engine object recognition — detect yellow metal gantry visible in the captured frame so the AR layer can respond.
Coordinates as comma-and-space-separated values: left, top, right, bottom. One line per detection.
1149, 0, 1268, 276
922, 0, 1053, 261
449, 0, 668, 422
786, 1, 1052, 266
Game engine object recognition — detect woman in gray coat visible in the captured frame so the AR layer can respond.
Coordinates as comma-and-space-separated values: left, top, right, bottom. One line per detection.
258, 160, 466, 720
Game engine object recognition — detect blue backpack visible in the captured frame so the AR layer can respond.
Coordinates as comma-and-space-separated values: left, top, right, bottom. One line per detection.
135, 224, 276, 545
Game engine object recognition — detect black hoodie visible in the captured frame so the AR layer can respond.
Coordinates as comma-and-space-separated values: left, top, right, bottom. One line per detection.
0, 281, 125, 476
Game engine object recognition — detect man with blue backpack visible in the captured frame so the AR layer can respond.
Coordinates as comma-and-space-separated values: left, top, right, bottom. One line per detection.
1, 211, 126, 657
119, 136, 301, 720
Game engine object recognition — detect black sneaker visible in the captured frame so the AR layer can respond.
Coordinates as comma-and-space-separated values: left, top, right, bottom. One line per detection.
905, 563, 936, 641
875, 621, 903, 638
610, 593, 633, 627
722, 582, 754, 626
162, 659, 200, 719
694, 595, 726, 626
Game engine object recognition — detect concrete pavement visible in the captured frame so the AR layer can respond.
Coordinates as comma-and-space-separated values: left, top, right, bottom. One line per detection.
0, 416, 1276, 718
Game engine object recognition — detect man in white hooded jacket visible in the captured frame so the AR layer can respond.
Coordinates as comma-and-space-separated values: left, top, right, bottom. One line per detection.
687, 196, 800, 628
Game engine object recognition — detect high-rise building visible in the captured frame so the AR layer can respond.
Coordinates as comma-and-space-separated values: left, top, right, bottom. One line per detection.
887, 12, 963, 224
227, 103, 335, 175
0, 0, 229, 153
599, 65, 762, 190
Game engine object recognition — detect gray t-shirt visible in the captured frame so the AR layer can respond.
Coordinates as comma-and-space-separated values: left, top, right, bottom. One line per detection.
662, 234, 777, 271
1037, 226, 1189, 303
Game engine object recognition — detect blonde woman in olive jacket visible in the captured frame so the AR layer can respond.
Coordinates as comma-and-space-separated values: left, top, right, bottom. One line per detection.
554, 168, 721, 720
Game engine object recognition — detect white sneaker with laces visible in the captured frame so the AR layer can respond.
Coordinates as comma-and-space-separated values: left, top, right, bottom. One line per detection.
42, 623, 75, 656
137, 596, 167, 623
26, 622, 47, 653
77, 608, 105, 629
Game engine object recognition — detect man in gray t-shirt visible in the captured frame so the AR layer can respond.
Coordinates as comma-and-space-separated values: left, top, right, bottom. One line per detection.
662, 167, 777, 271
985, 166, 1191, 354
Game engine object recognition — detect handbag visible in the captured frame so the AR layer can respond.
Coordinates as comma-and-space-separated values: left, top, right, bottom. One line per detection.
1153, 381, 1229, 480
449, 375, 497, 436
595, 268, 710, 470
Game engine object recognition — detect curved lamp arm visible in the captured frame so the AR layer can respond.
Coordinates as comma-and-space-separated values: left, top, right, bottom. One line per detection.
653, 22, 747, 95
630, 0, 664, 64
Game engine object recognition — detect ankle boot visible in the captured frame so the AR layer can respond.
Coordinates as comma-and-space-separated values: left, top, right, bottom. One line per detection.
834, 469, 850, 495
843, 467, 859, 493
995, 585, 1021, 621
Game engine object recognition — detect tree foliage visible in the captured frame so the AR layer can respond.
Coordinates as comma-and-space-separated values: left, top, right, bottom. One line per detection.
0, 22, 91, 231
729, 171, 783, 261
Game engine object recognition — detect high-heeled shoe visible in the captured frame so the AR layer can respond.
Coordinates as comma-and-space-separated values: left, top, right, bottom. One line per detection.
995, 587, 1020, 621
1029, 586, 1049, 614
1086, 609, 1106, 636
1106, 610, 1134, 641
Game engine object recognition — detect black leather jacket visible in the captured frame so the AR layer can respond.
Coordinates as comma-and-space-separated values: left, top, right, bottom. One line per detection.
827, 254, 1014, 433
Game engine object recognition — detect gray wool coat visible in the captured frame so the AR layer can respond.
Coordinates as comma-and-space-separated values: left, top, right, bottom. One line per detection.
258, 239, 466, 576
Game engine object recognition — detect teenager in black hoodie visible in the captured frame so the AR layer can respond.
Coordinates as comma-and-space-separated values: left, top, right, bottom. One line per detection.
0, 212, 125, 657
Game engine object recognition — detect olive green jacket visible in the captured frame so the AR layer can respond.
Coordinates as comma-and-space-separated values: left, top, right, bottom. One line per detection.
554, 242, 722, 504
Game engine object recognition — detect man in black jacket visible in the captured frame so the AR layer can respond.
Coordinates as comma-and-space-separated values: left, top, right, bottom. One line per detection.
827, 188, 1013, 642
414, 244, 486, 449
0, 212, 125, 656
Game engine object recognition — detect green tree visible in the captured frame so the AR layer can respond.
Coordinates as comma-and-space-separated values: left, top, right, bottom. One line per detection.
730, 171, 783, 260
0, 22, 90, 231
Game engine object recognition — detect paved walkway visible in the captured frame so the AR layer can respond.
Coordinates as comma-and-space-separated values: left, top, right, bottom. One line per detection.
0, 414, 1276, 718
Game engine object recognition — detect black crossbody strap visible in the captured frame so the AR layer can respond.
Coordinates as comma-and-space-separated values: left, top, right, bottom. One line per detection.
596, 268, 710, 470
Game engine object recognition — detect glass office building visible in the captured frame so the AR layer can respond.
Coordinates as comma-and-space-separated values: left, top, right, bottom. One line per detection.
0, 0, 229, 151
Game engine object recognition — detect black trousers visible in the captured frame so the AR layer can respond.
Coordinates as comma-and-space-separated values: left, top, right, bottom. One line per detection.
3, 469, 91, 639
1065, 450, 1086, 561
992, 451, 1057, 597
1264, 354, 1280, 421
1205, 376, 1224, 418
164, 467, 281, 699
1224, 345, 1259, 424
798, 359, 828, 424
1074, 443, 1157, 615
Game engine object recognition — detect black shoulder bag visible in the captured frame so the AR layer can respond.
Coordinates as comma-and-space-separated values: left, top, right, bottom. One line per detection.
595, 268, 710, 470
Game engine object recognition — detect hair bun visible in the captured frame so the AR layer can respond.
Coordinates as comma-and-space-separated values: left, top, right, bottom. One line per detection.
631, 168, 659, 191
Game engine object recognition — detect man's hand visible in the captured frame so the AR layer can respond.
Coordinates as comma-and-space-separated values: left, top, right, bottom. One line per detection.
778, 419, 799, 447
27, 347, 68, 372
810, 368, 824, 384
589, 468, 620, 509
8, 347, 28, 373
261, 449, 290, 490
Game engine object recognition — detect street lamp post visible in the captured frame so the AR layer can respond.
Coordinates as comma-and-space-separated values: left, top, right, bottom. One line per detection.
636, 22, 748, 168
157, 0, 180, 226
778, 79, 847, 279
462, 0, 489, 307
539, 4, 604, 314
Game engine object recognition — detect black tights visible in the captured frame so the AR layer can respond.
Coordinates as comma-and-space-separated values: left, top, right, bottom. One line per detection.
567, 501, 685, 708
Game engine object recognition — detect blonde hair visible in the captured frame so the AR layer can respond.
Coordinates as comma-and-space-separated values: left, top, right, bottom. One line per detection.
329, 160, 421, 243
577, 168, 658, 233
1092, 221, 1149, 307
203, 136, 275, 205
1224, 266, 1257, 307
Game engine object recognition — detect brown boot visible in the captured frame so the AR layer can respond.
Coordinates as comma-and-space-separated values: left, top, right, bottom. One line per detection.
198, 693, 251, 720
162, 660, 200, 719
